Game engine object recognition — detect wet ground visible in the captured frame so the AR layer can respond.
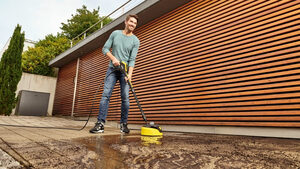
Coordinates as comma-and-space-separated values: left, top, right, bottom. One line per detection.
73, 132, 300, 169
1, 116, 300, 168
2, 131, 300, 168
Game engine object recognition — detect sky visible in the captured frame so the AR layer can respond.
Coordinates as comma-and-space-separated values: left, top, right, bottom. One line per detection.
0, 0, 142, 50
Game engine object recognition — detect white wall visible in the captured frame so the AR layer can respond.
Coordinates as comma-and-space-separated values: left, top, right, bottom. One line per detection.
14, 72, 57, 116
0, 38, 35, 60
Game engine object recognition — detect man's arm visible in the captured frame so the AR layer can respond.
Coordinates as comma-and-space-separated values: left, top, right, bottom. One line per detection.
102, 31, 120, 66
126, 39, 139, 82
106, 51, 120, 67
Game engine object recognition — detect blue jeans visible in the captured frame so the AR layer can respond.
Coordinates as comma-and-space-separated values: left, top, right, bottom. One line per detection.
97, 67, 130, 123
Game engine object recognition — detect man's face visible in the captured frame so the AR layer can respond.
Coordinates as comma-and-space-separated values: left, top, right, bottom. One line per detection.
125, 17, 137, 32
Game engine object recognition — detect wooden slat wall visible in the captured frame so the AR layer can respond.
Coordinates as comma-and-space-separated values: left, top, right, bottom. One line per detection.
54, 0, 300, 127
112, 0, 300, 127
73, 49, 122, 117
53, 59, 77, 116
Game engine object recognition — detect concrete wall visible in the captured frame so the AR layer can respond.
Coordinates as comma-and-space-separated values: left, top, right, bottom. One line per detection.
13, 72, 57, 116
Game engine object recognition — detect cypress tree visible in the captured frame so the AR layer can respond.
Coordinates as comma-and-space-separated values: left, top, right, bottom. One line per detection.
0, 24, 25, 115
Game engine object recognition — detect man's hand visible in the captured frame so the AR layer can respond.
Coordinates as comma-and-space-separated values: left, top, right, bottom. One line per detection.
125, 74, 132, 82
106, 52, 120, 67
112, 59, 120, 67
126, 67, 134, 83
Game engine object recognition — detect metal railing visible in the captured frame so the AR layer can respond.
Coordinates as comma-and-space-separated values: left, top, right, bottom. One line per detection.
70, 0, 144, 47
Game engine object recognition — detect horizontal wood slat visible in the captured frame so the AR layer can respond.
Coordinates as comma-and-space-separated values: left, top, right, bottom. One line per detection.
53, 0, 300, 127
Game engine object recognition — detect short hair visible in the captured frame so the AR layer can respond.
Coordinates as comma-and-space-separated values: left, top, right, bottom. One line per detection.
126, 14, 139, 23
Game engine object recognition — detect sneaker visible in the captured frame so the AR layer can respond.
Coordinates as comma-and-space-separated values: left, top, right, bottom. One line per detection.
89, 122, 104, 133
120, 123, 130, 133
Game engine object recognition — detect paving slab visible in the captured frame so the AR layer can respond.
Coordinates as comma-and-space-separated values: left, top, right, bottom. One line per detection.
0, 116, 125, 168
0, 148, 22, 169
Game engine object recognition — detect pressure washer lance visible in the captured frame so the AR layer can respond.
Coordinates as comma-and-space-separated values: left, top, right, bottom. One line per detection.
117, 61, 162, 135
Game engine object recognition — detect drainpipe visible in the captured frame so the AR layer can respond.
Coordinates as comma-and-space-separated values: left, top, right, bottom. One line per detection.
71, 57, 80, 117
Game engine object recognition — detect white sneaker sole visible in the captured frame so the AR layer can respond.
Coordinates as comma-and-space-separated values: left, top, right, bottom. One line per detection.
90, 130, 104, 133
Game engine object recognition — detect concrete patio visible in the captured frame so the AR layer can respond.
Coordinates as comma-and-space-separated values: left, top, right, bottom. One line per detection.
0, 116, 124, 168
1, 116, 300, 168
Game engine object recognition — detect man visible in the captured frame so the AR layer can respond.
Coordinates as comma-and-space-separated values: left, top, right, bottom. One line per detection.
90, 14, 140, 134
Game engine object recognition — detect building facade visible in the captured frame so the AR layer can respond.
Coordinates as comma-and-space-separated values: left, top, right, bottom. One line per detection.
50, 0, 300, 130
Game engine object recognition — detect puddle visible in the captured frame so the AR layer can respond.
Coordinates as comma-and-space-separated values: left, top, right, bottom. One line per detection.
74, 132, 300, 169
73, 133, 164, 168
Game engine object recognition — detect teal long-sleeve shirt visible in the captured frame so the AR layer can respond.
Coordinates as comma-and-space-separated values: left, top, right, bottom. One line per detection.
102, 30, 140, 68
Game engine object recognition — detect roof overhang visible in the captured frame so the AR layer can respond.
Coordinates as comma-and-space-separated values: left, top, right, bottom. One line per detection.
49, 0, 192, 67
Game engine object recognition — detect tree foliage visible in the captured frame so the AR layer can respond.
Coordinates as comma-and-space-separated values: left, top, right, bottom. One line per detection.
61, 5, 112, 39
22, 34, 70, 77
0, 24, 25, 115
22, 5, 112, 77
